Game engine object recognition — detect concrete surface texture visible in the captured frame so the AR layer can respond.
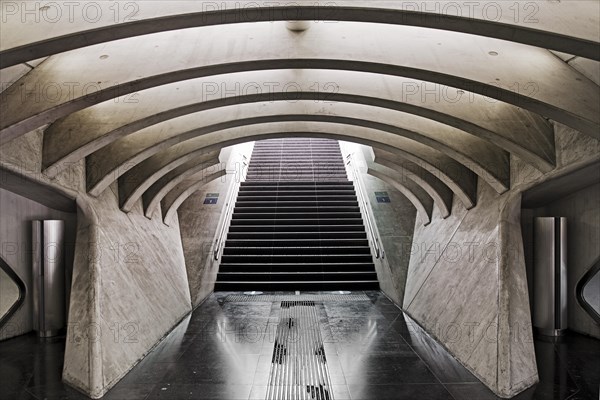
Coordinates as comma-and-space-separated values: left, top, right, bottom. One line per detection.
403, 183, 538, 398
177, 143, 253, 307
62, 184, 192, 399
0, 2, 599, 398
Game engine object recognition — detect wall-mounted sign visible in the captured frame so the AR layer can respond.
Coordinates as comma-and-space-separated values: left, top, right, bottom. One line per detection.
375, 191, 391, 203
204, 193, 219, 205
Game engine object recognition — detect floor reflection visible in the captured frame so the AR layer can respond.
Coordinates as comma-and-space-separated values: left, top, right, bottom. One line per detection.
0, 291, 598, 399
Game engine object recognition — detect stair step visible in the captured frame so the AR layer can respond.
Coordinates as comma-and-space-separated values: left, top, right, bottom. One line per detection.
227, 231, 367, 239
224, 239, 369, 247
228, 225, 366, 233
231, 212, 362, 219
230, 219, 365, 226
234, 202, 359, 208
214, 281, 380, 291
223, 246, 372, 255
245, 177, 349, 181
220, 254, 374, 263
237, 195, 357, 201
237, 190, 355, 196
219, 262, 376, 272
217, 272, 378, 281
239, 186, 354, 191
233, 206, 361, 213
241, 181, 353, 187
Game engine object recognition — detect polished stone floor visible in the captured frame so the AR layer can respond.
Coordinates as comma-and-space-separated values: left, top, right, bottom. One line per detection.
1, 291, 599, 400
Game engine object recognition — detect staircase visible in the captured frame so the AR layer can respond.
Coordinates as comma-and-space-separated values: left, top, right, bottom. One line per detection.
215, 138, 380, 291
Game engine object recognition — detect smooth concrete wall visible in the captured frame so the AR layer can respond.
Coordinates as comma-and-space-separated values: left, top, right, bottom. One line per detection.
398, 122, 600, 398
341, 143, 418, 306
0, 187, 76, 341
178, 178, 230, 307
62, 184, 192, 399
403, 182, 538, 398
178, 143, 253, 307
522, 183, 600, 339
362, 174, 417, 305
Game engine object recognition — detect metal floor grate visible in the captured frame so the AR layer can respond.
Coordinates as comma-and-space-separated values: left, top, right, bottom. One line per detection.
267, 301, 334, 400
224, 294, 370, 302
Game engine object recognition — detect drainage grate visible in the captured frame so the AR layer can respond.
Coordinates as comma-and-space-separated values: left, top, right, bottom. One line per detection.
224, 294, 370, 302
266, 301, 334, 400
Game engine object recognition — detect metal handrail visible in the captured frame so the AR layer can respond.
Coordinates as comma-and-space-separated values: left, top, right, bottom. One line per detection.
346, 154, 383, 260
213, 165, 244, 261
0, 255, 26, 331
576, 255, 600, 325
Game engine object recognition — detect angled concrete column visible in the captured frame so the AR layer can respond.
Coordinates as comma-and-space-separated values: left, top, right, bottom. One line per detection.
63, 187, 192, 398
402, 183, 537, 398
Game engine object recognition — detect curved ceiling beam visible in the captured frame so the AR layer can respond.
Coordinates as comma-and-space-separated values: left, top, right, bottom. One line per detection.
143, 159, 224, 218
120, 150, 220, 212
42, 71, 555, 176
86, 111, 506, 196
84, 101, 508, 192
162, 170, 228, 226
367, 167, 433, 226
2, 2, 599, 68
1, 23, 597, 141
364, 147, 454, 218
117, 127, 477, 213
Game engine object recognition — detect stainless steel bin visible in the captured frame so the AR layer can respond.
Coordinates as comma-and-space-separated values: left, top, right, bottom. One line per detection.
32, 220, 65, 338
533, 217, 567, 336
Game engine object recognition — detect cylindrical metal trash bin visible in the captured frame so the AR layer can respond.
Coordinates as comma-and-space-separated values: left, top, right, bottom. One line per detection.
533, 217, 567, 337
32, 220, 65, 338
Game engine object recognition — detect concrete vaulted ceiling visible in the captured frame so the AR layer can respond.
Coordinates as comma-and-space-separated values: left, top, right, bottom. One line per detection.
1, 2, 599, 224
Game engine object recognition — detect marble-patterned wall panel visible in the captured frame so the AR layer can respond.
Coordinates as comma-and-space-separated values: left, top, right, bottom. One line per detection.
177, 144, 251, 308
178, 176, 232, 307
403, 199, 469, 309
360, 174, 417, 306
511, 155, 545, 189
62, 209, 94, 394
554, 122, 600, 168
0, 127, 85, 193
0, 128, 44, 173
63, 183, 192, 398
406, 183, 502, 390
498, 194, 538, 395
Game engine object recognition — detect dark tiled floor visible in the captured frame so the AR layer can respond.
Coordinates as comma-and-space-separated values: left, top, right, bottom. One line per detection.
1, 291, 599, 400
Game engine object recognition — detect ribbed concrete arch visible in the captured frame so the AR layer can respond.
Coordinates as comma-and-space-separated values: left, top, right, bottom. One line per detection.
117, 127, 477, 215
98, 111, 500, 209
119, 148, 222, 213
2, 1, 598, 67
161, 170, 227, 225
367, 166, 434, 226
83, 100, 507, 192
1, 23, 598, 142
142, 159, 224, 218
41, 70, 555, 176
365, 148, 454, 218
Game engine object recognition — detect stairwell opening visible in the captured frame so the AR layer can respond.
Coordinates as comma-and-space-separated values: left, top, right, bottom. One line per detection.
215, 138, 380, 291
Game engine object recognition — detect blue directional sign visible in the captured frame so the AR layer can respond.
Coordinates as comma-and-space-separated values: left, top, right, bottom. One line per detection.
204, 193, 219, 205
375, 191, 391, 203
